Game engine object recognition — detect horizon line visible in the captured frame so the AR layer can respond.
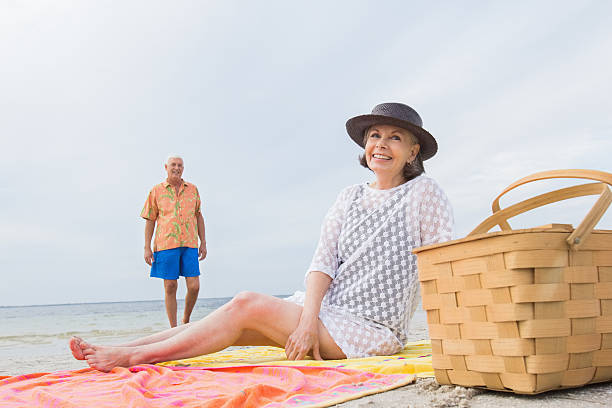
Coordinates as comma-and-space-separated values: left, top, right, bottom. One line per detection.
0, 294, 292, 309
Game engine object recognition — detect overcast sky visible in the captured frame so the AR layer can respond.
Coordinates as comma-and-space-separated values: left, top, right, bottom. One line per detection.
1, 0, 611, 306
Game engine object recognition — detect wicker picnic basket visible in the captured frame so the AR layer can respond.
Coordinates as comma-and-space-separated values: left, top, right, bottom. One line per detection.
413, 169, 612, 394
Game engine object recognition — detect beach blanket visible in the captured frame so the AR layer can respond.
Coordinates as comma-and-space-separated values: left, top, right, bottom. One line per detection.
160, 341, 434, 377
0, 364, 413, 408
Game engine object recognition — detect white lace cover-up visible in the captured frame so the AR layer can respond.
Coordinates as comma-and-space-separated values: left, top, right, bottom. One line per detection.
285, 175, 453, 358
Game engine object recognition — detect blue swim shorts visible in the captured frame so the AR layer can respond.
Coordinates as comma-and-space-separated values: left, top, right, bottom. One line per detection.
150, 247, 200, 280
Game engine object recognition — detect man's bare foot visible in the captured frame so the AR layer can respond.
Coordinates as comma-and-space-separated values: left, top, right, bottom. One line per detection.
69, 336, 86, 360
82, 344, 134, 373
182, 317, 189, 325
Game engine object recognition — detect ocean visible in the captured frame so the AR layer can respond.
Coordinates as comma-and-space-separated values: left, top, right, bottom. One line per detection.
0, 297, 233, 376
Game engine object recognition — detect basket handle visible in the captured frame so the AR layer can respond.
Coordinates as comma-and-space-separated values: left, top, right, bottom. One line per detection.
469, 169, 612, 250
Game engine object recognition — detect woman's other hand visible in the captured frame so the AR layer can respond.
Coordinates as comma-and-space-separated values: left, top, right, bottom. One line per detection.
285, 316, 322, 361
286, 271, 332, 361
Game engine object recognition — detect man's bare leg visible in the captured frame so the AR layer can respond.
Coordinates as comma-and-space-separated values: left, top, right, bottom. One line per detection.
76, 292, 345, 372
164, 279, 178, 327
182, 276, 199, 324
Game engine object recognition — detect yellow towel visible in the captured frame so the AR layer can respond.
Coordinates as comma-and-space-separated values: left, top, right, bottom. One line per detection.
160, 340, 434, 378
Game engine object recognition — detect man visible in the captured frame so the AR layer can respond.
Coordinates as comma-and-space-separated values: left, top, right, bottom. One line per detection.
141, 155, 207, 327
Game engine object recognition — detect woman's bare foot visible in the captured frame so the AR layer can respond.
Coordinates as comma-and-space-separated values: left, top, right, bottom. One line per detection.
81, 343, 135, 373
69, 336, 86, 360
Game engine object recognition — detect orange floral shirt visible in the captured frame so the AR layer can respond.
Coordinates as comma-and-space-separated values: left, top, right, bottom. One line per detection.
141, 180, 202, 252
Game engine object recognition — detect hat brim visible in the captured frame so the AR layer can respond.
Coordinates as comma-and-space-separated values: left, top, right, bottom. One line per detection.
345, 114, 438, 160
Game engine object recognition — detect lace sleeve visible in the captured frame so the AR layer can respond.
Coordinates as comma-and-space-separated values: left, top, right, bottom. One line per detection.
418, 178, 454, 246
306, 186, 355, 280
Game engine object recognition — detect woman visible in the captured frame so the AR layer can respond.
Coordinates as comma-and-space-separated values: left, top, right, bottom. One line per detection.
69, 102, 453, 372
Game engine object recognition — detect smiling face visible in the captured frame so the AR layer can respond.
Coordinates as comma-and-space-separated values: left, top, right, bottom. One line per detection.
165, 157, 184, 184
364, 124, 420, 185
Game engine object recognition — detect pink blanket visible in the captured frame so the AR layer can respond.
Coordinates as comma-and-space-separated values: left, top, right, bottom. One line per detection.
0, 364, 413, 407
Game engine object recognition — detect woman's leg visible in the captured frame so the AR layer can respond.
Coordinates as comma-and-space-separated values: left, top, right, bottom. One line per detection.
69, 321, 195, 360
70, 296, 267, 355
118, 323, 193, 346
69, 323, 194, 360
77, 292, 345, 372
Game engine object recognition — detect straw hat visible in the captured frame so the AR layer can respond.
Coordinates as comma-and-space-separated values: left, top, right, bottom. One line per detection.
345, 102, 438, 160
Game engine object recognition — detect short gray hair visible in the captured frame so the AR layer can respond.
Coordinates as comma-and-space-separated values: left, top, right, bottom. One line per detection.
166, 154, 184, 164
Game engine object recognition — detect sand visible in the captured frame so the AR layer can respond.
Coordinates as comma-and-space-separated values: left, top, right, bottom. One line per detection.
335, 378, 612, 407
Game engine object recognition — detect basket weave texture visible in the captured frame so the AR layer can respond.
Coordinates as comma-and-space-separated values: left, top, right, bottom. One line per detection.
414, 170, 612, 394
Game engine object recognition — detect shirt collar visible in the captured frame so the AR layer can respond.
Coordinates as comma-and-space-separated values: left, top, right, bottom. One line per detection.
163, 179, 188, 188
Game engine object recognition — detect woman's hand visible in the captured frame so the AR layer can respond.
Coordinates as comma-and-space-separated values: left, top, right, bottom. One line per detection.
285, 317, 322, 361
286, 271, 332, 361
